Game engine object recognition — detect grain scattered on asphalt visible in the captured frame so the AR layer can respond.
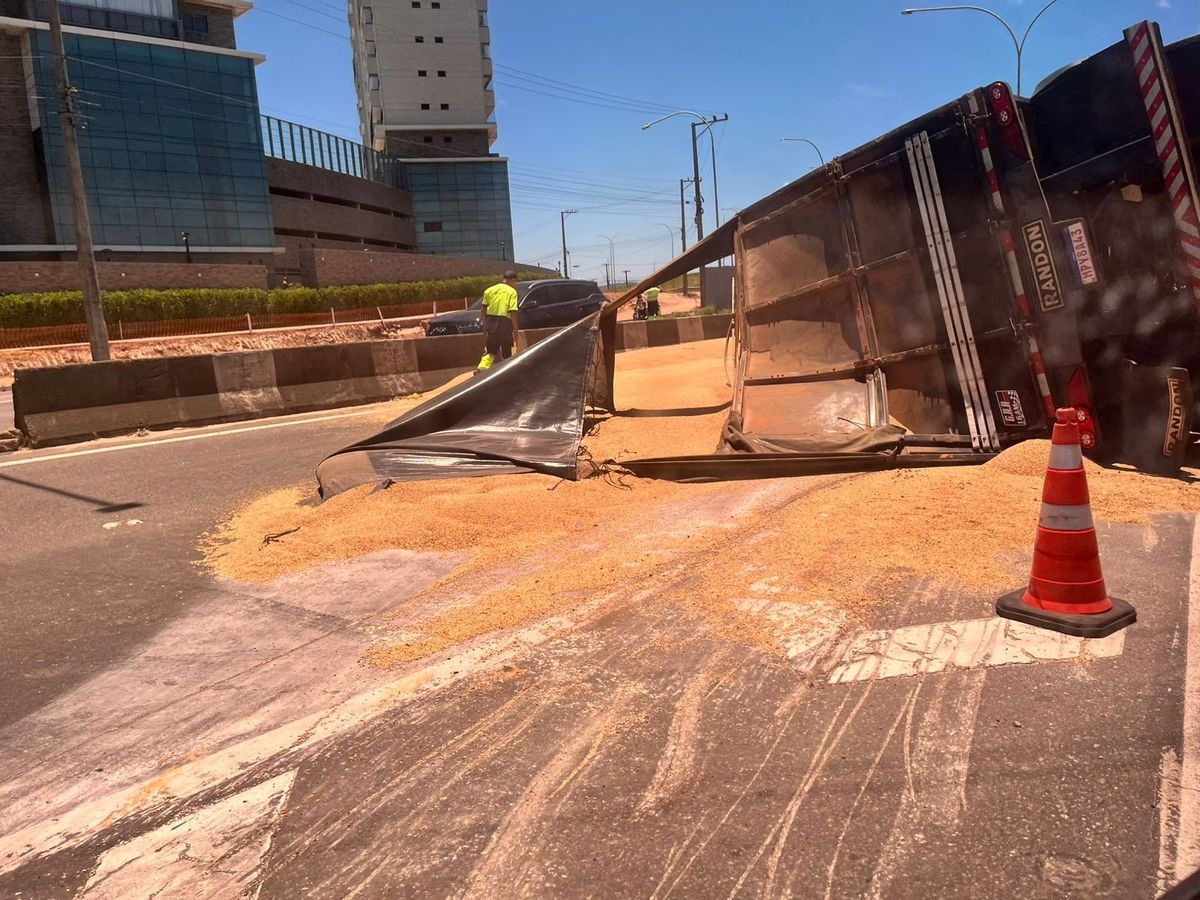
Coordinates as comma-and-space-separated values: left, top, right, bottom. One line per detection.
200, 330, 1200, 665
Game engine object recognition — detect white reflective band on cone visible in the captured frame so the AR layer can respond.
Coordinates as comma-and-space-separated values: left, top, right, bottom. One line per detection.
1039, 503, 1095, 531
1048, 443, 1083, 471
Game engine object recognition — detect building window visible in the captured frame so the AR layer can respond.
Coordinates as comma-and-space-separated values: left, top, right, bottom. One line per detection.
424, 136, 433, 143
361, 6, 372, 23
431, 1, 440, 7
437, 69, 446, 77
439, 103, 449, 110
366, 40, 376, 57
411, 1, 419, 6
421, 103, 430, 110
443, 136, 452, 143
414, 35, 424, 42
433, 35, 443, 43
424, 221, 443, 233
418, 69, 427, 76
368, 75, 379, 91
182, 12, 208, 33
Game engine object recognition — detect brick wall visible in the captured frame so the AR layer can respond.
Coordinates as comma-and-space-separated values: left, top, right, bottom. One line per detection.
178, 2, 237, 49
0, 37, 54, 247
304, 247, 555, 287
0, 261, 268, 293
386, 129, 493, 159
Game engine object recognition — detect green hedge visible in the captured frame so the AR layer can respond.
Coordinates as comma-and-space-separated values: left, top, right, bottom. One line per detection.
0, 272, 547, 329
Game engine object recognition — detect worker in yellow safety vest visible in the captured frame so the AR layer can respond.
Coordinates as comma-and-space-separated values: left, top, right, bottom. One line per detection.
477, 270, 521, 372
644, 285, 661, 317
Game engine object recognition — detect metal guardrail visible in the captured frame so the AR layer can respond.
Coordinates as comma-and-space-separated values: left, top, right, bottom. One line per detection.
260, 116, 408, 190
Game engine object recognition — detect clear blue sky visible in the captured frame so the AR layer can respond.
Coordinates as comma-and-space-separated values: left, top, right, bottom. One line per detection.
239, 0, 1196, 282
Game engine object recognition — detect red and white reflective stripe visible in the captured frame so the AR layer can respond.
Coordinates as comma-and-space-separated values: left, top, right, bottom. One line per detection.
1028, 348, 1056, 418
972, 112, 1056, 418
1126, 21, 1200, 309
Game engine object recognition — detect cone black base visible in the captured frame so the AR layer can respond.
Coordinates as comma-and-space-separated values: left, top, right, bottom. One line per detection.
995, 590, 1137, 638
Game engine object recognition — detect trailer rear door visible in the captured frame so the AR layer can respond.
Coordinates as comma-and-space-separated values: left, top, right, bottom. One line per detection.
727, 102, 1048, 456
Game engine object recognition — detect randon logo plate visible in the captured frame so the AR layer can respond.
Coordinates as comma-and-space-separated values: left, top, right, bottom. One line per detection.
1164, 377, 1187, 457
1022, 219, 1064, 311
996, 390, 1027, 427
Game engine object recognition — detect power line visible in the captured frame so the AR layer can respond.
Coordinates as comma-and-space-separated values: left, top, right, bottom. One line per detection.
493, 64, 682, 114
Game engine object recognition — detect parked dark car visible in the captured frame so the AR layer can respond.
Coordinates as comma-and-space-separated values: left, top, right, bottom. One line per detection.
423, 279, 606, 336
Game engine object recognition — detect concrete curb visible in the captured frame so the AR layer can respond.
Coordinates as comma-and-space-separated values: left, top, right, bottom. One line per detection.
11, 314, 732, 449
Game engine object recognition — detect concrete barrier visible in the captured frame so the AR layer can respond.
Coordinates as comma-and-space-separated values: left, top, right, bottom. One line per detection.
12, 314, 732, 448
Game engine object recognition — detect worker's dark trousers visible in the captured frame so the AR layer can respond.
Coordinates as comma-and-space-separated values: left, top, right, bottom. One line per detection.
484, 320, 514, 361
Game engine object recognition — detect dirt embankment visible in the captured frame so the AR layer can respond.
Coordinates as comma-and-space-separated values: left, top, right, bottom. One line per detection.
607, 292, 704, 321
0, 321, 427, 388
0, 291, 705, 388
201, 337, 1200, 670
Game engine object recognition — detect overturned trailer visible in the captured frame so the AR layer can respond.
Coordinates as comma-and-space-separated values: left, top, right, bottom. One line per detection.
629, 19, 1200, 480
318, 19, 1199, 496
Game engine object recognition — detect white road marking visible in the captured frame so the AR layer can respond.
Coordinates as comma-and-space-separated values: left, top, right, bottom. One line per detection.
77, 770, 296, 899
1159, 748, 1184, 895
1174, 519, 1200, 883
0, 590, 626, 876
0, 408, 381, 470
824, 618, 1125, 684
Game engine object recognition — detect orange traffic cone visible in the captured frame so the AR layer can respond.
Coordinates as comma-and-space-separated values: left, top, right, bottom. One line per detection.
995, 408, 1137, 638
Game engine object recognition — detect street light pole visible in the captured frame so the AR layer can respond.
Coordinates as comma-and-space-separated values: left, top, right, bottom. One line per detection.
900, 0, 1063, 95
661, 223, 676, 258
602, 261, 610, 288
779, 137, 826, 168
48, 0, 109, 361
560, 209, 577, 278
599, 233, 616, 287
643, 110, 728, 241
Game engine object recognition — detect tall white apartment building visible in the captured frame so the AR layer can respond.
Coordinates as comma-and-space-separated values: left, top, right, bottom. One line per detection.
349, 0, 513, 259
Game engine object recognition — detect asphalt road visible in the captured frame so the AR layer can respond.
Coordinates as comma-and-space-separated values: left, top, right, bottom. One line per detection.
0, 391, 12, 432
0, 407, 1197, 898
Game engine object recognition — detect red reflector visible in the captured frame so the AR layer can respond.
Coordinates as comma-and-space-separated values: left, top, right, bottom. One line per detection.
1065, 367, 1099, 450
1066, 367, 1091, 409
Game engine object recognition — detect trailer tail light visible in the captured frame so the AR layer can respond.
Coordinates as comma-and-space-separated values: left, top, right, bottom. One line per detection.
985, 82, 1030, 161
1066, 366, 1099, 450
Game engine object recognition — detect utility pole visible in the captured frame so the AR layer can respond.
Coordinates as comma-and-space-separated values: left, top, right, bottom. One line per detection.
560, 209, 577, 279
679, 178, 694, 295
602, 261, 610, 288
48, 0, 109, 360
623, 269, 630, 287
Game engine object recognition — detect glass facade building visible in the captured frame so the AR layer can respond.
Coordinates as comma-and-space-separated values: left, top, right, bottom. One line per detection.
27, 29, 275, 249
405, 160, 513, 258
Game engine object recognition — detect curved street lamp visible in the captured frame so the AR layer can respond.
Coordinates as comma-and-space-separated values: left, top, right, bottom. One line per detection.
642, 110, 728, 243
900, 0, 1063, 95
660, 224, 676, 258
779, 137, 826, 168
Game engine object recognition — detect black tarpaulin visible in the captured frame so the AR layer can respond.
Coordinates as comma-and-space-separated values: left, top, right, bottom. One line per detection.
316, 312, 605, 498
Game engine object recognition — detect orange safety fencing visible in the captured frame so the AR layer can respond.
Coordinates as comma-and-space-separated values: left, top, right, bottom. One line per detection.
0, 298, 472, 350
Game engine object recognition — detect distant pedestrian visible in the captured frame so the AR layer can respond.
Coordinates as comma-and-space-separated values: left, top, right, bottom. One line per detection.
477, 270, 521, 372
645, 285, 661, 317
